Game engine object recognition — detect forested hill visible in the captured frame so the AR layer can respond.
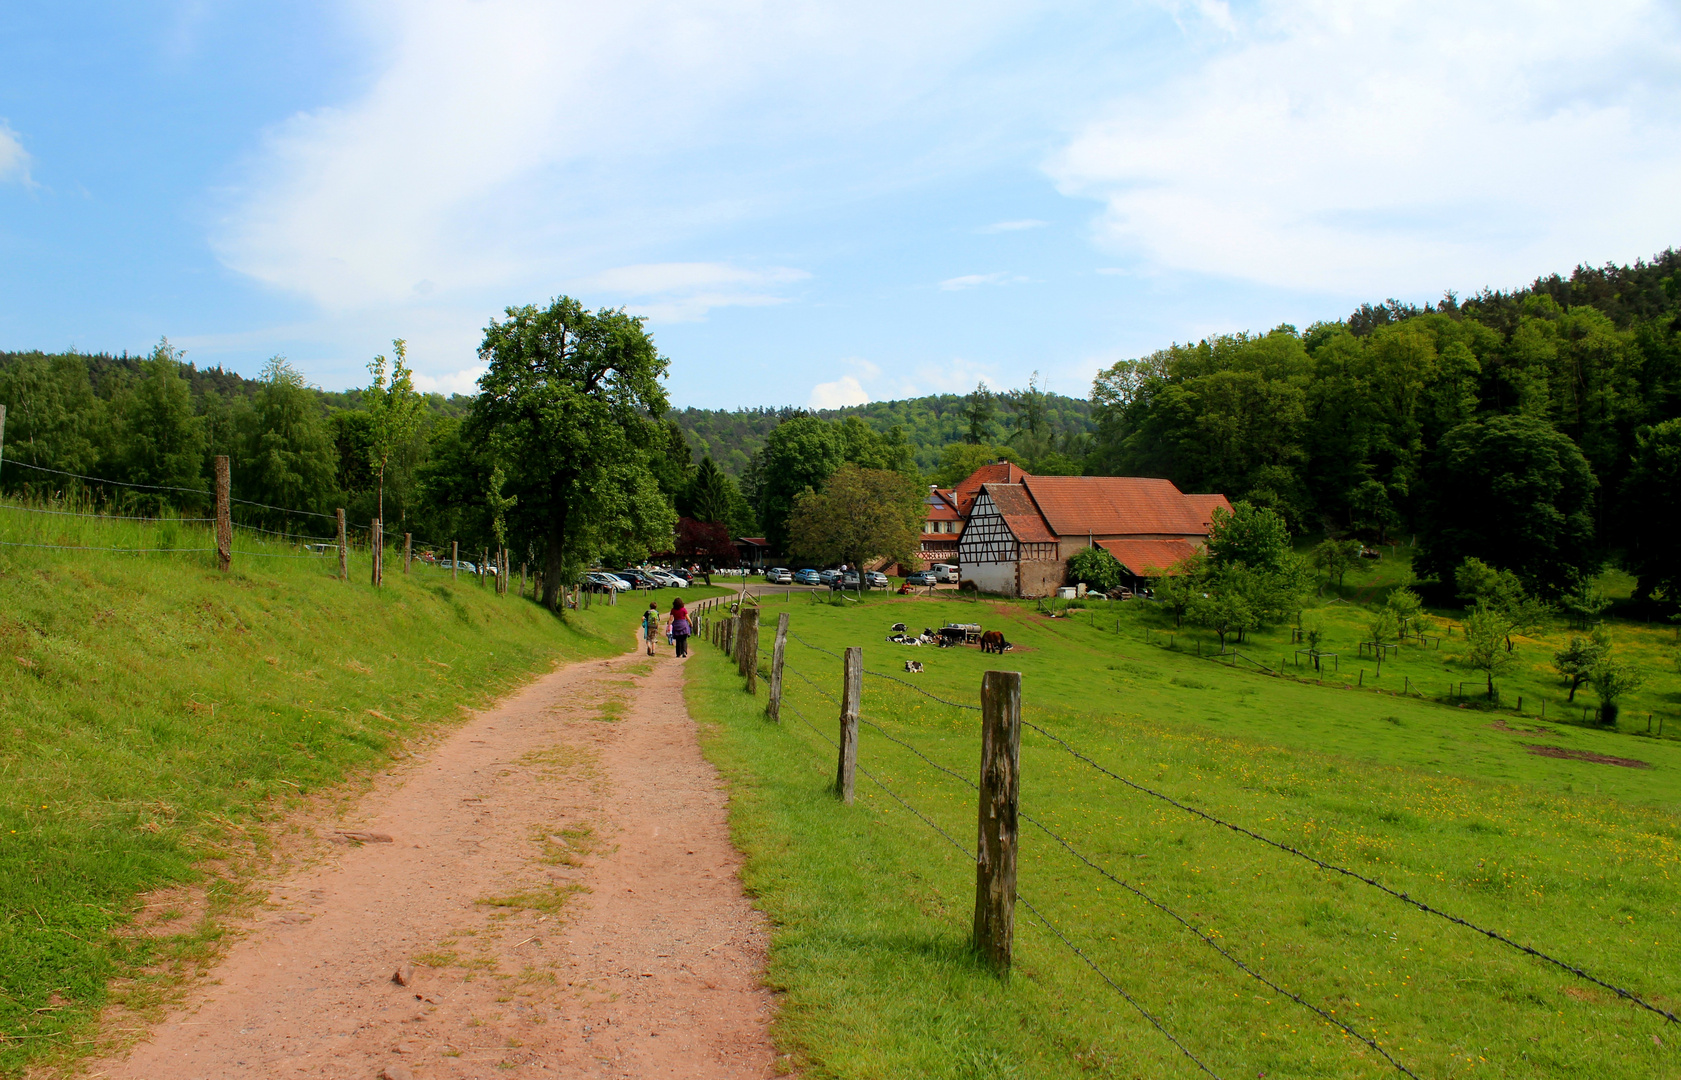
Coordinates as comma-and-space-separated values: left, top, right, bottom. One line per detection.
671, 391, 1095, 477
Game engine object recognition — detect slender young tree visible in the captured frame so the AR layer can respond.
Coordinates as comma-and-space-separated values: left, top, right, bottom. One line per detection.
364, 339, 426, 527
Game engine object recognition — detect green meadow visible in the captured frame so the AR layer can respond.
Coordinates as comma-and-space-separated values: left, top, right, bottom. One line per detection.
688, 588, 1681, 1079
0, 502, 719, 1075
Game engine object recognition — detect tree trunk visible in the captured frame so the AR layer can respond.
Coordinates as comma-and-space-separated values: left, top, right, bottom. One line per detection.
543, 479, 570, 611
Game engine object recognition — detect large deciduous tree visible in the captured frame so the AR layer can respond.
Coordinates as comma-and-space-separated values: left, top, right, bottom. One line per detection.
786, 464, 922, 573
754, 416, 845, 553
1417, 414, 1598, 595
1624, 418, 1681, 604
471, 298, 676, 611
116, 338, 207, 507
239, 356, 337, 521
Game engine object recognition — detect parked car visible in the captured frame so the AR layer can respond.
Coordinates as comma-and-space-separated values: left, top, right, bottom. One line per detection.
764, 567, 793, 585
616, 569, 658, 589
866, 571, 889, 589
931, 563, 960, 584
841, 570, 861, 588
644, 569, 684, 588
904, 570, 939, 587
793, 569, 821, 585
586, 571, 630, 591
819, 569, 841, 586
665, 567, 694, 584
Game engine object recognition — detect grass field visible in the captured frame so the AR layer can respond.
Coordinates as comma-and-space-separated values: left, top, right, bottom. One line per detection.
0, 501, 719, 1075
688, 590, 1681, 1079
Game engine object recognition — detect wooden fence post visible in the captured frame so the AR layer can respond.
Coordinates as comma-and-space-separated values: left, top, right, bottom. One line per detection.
371, 519, 382, 586
404, 532, 412, 574
480, 548, 487, 587
767, 613, 789, 721
213, 455, 231, 572
520, 562, 527, 599
740, 607, 760, 694
974, 669, 1022, 975
452, 541, 458, 581
836, 647, 861, 804
337, 509, 347, 580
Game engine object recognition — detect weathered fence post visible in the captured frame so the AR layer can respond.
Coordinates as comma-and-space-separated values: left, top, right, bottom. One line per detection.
404, 532, 412, 574
213, 455, 231, 572
836, 647, 862, 804
336, 509, 347, 580
739, 607, 761, 693
974, 669, 1022, 975
479, 548, 487, 587
371, 519, 382, 586
767, 613, 789, 721
520, 562, 527, 599
452, 541, 459, 581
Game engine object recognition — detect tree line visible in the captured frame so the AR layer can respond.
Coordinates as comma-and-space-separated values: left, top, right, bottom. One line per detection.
1089, 248, 1681, 605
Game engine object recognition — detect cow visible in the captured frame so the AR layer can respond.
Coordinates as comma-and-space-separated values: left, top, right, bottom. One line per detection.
979, 630, 1010, 654
903, 660, 924, 673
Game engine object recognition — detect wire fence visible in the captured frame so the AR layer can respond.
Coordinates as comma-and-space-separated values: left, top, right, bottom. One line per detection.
697, 605, 1679, 1077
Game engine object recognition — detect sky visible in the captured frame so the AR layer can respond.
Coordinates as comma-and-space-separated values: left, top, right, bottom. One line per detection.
2, 1, 1679, 410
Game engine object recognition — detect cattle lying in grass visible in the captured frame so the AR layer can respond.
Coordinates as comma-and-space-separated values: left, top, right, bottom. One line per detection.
979, 630, 1011, 654
903, 660, 923, 673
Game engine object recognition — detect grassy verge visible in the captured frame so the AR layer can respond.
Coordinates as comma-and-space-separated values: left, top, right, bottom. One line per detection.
688, 595, 1680, 1079
0, 508, 723, 1074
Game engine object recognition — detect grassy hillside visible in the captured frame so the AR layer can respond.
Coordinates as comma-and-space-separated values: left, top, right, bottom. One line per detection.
689, 591, 1680, 1079
0, 508, 722, 1075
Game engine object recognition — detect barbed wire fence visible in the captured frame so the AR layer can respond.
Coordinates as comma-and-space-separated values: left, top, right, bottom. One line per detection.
0, 450, 544, 598
676, 602, 1679, 1076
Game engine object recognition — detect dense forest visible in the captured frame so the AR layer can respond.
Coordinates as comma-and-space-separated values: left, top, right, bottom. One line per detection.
1091, 249, 1681, 603
2, 247, 1678, 606
672, 385, 1093, 477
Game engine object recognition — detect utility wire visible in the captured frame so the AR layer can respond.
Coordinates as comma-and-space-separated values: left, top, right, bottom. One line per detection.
1020, 715, 1679, 1025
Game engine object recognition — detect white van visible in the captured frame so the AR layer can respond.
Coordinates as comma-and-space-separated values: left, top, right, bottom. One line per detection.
931, 563, 960, 584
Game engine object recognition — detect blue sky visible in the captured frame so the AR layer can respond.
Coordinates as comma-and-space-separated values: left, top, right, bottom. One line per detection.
3, 1, 1679, 409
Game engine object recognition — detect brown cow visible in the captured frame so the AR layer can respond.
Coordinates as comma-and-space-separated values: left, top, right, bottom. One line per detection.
979, 630, 1009, 654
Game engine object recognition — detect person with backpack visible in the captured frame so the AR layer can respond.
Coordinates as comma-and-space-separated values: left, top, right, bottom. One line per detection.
668, 597, 691, 658
642, 602, 661, 656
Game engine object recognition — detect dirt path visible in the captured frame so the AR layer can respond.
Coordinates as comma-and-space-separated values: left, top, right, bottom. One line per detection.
89, 643, 779, 1080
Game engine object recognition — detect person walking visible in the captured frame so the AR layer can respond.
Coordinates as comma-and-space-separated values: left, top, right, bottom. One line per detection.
642, 602, 661, 656
668, 597, 691, 658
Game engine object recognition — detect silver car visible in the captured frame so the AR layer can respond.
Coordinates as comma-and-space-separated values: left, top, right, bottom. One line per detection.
764, 567, 793, 584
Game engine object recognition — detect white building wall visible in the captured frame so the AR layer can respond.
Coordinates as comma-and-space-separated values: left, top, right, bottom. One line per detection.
963, 560, 1017, 596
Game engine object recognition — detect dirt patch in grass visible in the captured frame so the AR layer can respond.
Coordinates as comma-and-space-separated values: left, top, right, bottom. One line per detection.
1490, 720, 1558, 735
1526, 744, 1652, 768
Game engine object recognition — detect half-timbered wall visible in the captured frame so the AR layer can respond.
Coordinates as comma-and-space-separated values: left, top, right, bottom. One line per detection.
957, 489, 1017, 565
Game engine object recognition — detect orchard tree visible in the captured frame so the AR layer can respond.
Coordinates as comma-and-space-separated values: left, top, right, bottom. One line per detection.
1311, 537, 1364, 588
1207, 501, 1291, 571
1462, 604, 1519, 700
1151, 552, 1207, 629
471, 297, 676, 611
1553, 625, 1610, 702
1588, 659, 1643, 726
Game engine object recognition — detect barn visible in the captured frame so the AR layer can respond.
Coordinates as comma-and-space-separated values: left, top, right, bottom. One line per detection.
954, 469, 1229, 598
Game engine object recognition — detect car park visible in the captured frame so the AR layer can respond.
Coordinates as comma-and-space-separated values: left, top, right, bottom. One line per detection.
764, 567, 793, 584
794, 569, 821, 585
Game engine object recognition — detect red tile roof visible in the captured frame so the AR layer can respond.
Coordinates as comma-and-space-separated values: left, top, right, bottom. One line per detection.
924, 487, 962, 521
1021, 475, 1207, 537
982, 483, 1057, 544
1097, 537, 1200, 576
1183, 493, 1235, 531
953, 462, 1032, 515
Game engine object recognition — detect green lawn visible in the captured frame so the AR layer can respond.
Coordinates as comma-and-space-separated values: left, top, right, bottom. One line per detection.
688, 590, 1681, 1079
0, 504, 724, 1075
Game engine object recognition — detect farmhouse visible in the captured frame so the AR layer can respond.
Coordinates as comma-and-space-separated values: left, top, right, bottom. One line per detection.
916, 485, 964, 564
955, 467, 1230, 597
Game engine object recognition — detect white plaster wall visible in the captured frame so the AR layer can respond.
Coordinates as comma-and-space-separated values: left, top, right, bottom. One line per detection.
964, 560, 1018, 596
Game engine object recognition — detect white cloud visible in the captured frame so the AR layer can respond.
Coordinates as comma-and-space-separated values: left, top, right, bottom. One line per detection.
211, 0, 1037, 313
0, 121, 33, 185
808, 374, 870, 410
411, 365, 487, 396
1049, 0, 1681, 297
913, 356, 998, 395
939, 272, 1027, 291
976, 219, 1047, 233
580, 262, 810, 322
